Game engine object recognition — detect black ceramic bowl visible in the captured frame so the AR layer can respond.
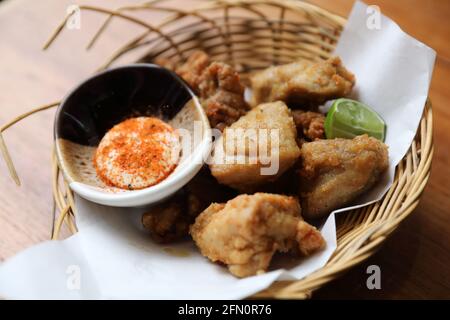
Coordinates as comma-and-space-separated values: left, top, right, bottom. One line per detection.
54, 64, 211, 207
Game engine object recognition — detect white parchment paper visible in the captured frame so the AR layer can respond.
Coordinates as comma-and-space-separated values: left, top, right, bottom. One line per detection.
0, 1, 435, 299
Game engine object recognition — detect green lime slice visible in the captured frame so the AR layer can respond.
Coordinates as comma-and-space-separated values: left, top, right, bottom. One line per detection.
325, 98, 386, 142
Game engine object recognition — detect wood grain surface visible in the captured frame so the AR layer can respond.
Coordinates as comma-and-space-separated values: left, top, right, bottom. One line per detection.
0, 0, 448, 299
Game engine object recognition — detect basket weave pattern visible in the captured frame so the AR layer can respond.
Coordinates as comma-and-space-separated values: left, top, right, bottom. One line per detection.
0, 0, 433, 299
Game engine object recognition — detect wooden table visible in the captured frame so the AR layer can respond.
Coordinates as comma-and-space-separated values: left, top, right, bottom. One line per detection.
0, 0, 449, 299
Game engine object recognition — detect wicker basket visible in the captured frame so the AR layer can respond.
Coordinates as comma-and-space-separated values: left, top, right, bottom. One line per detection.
0, 0, 433, 299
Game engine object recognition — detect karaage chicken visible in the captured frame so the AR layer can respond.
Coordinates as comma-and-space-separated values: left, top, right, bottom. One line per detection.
292, 110, 326, 145
298, 135, 389, 219
173, 50, 210, 92
142, 167, 236, 242
156, 51, 249, 131
198, 62, 249, 131
250, 56, 355, 107
209, 101, 301, 192
137, 49, 395, 280
190, 193, 325, 277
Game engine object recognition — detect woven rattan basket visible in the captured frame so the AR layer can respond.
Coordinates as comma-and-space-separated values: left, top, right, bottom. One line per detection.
0, 0, 433, 299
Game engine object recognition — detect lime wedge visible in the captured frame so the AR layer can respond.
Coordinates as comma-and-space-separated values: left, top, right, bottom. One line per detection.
325, 98, 386, 142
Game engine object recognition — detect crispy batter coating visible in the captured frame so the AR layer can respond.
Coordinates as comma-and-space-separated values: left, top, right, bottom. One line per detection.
190, 193, 325, 278
175, 51, 211, 92
298, 135, 389, 219
292, 110, 326, 143
142, 168, 236, 242
155, 51, 249, 131
209, 101, 301, 192
198, 62, 249, 131
155, 51, 210, 93
250, 57, 355, 107
141, 194, 190, 243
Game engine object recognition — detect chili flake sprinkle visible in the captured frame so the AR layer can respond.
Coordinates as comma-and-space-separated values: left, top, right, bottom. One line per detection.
94, 117, 180, 190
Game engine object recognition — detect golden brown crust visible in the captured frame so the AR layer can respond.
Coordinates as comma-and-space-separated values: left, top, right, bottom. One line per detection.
250, 56, 355, 107
190, 193, 325, 278
198, 62, 249, 131
142, 168, 237, 243
298, 135, 389, 219
291, 110, 326, 143
155, 51, 249, 131
209, 101, 301, 192
155, 51, 210, 93
142, 197, 189, 243
175, 51, 211, 92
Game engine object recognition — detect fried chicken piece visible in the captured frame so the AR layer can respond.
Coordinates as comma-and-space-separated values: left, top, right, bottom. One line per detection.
154, 51, 210, 93
292, 110, 326, 143
190, 193, 325, 278
298, 135, 389, 219
198, 62, 249, 131
209, 101, 300, 192
142, 168, 236, 242
175, 51, 211, 92
250, 56, 355, 107
155, 51, 249, 131
141, 193, 190, 243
